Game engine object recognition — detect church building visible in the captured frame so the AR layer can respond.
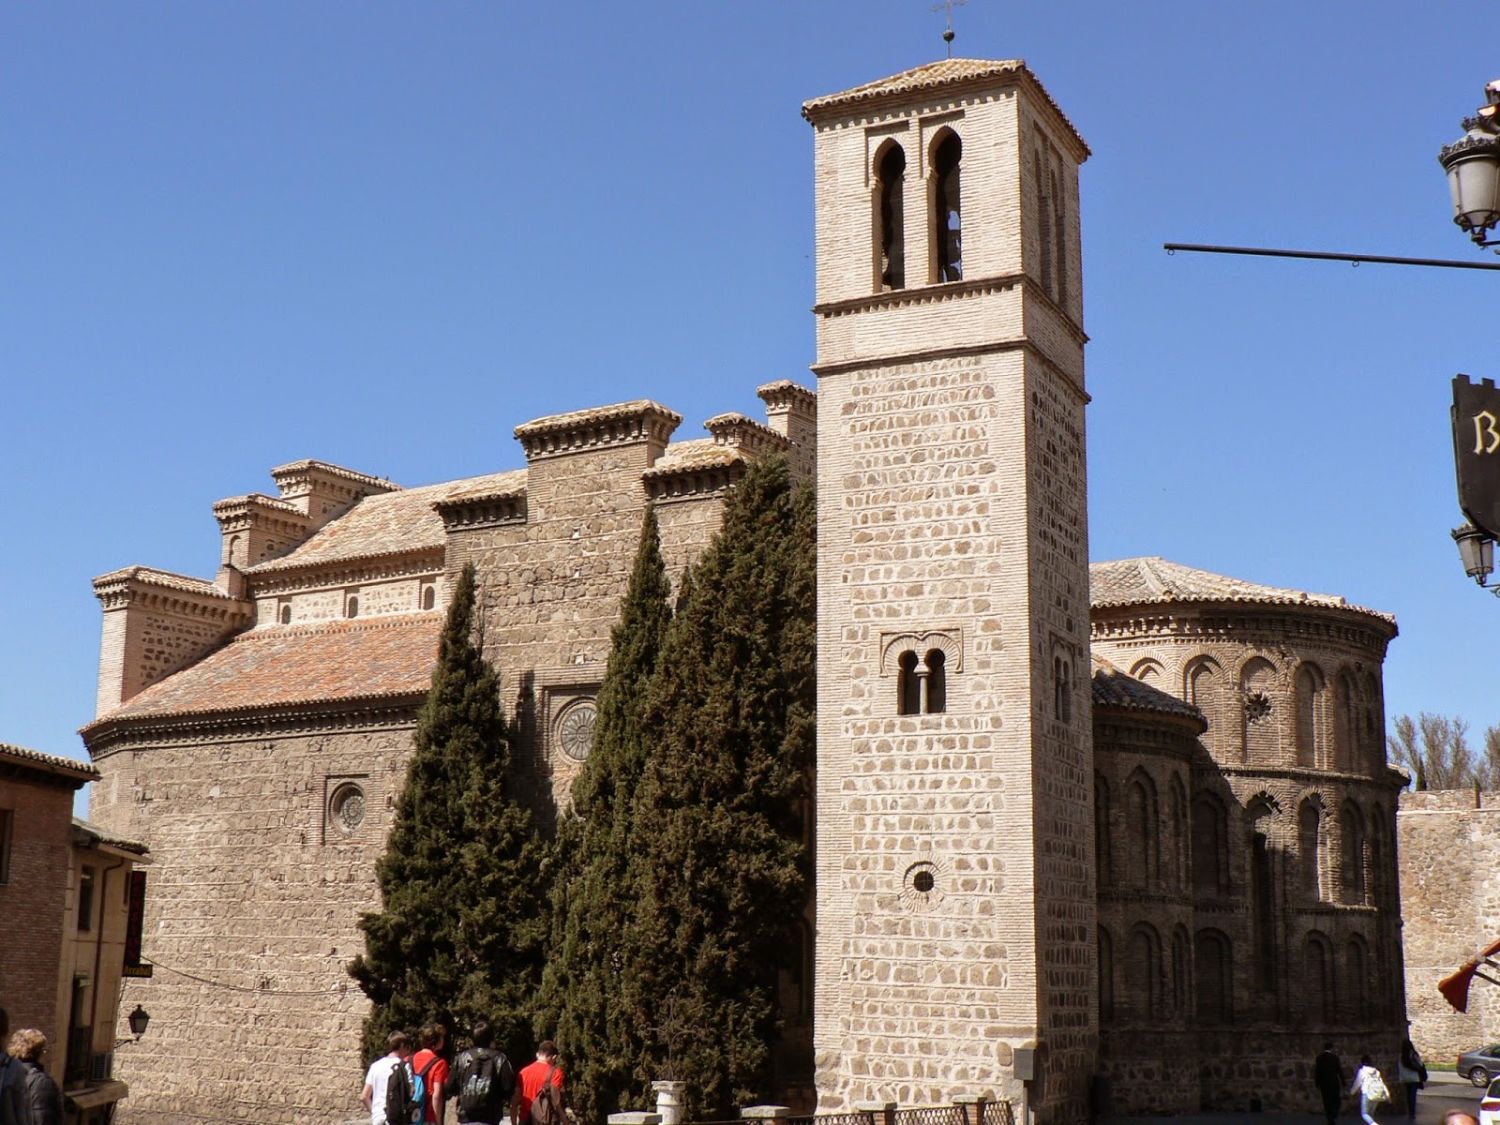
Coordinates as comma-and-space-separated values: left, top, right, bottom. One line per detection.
80, 59, 1407, 1125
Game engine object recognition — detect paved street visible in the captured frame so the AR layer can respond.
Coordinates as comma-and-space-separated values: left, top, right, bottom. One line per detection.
1100, 1071, 1483, 1125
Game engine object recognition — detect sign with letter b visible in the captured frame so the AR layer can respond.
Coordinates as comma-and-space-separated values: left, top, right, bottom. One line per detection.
1453, 374, 1500, 539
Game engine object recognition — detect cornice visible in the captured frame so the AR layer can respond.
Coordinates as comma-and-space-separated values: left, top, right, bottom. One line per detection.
433, 490, 528, 532
1209, 763, 1407, 794
811, 274, 1087, 347
269, 459, 400, 496
1090, 607, 1395, 657
514, 401, 682, 462
642, 457, 748, 504
1092, 719, 1200, 756
211, 493, 315, 537
83, 695, 425, 759
246, 549, 445, 596
756, 380, 817, 414
703, 413, 791, 456
93, 567, 253, 620
810, 338, 1089, 406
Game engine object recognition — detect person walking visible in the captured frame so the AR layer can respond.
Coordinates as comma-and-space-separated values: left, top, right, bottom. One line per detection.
1399, 1038, 1427, 1121
1314, 1042, 1345, 1125
446, 1021, 515, 1125
7, 1030, 62, 1125
1350, 1053, 1389, 1125
362, 1031, 413, 1125
412, 1023, 450, 1125
513, 1041, 565, 1125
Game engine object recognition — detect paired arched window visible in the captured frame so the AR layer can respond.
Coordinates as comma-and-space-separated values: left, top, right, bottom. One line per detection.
875, 142, 906, 291
932, 130, 962, 282
895, 648, 947, 715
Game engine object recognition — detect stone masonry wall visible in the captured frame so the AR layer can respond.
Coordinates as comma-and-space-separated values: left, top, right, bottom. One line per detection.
1399, 789, 1500, 1067
89, 718, 417, 1125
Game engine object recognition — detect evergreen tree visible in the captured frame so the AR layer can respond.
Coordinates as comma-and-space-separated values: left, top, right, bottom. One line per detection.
538, 505, 674, 1123
631, 454, 817, 1117
349, 562, 547, 1065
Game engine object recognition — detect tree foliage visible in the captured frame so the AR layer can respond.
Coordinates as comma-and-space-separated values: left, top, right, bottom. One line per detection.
349, 562, 547, 1065
545, 455, 816, 1120
537, 505, 674, 1123
629, 455, 816, 1117
1388, 711, 1500, 790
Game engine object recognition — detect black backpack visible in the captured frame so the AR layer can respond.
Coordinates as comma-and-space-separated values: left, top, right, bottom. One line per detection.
385, 1058, 423, 1125
530, 1065, 559, 1125
0, 1054, 21, 1125
455, 1047, 513, 1122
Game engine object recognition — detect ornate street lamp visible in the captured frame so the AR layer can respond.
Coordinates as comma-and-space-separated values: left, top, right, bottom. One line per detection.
1440, 81, 1500, 248
126, 1005, 150, 1041
1453, 523, 1498, 591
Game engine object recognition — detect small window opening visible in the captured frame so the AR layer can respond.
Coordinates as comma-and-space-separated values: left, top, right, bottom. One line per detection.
278, 604, 291, 625
897, 650, 920, 715
346, 596, 359, 619
1054, 655, 1073, 722
876, 143, 907, 291
0, 810, 12, 884
924, 649, 946, 713
933, 131, 963, 282
421, 585, 436, 611
78, 865, 97, 932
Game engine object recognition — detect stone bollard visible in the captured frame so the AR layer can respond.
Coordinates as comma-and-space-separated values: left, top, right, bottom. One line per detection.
609, 1114, 663, 1125
653, 1082, 687, 1125
740, 1105, 792, 1125
855, 1100, 897, 1125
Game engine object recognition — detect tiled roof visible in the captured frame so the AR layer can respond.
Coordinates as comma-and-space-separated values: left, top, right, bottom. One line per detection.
801, 58, 1088, 153
73, 817, 148, 855
92, 566, 225, 598
86, 614, 443, 727
0, 742, 99, 782
1090, 557, 1397, 627
247, 472, 523, 574
514, 400, 682, 439
1090, 656, 1205, 726
642, 439, 745, 478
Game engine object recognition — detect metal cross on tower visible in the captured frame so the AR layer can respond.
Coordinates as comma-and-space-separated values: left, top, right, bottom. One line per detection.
932, 0, 968, 56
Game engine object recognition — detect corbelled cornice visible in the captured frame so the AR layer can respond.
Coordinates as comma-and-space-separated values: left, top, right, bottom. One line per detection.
92, 566, 253, 620
514, 401, 682, 462
433, 488, 527, 532
211, 493, 315, 537
703, 413, 791, 456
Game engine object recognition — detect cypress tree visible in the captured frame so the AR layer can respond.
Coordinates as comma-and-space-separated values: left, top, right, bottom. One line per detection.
539, 504, 674, 1123
631, 454, 817, 1117
349, 561, 547, 1065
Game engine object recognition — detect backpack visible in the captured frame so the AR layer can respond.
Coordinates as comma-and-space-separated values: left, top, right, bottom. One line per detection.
385, 1056, 435, 1125
457, 1048, 512, 1121
0, 1054, 21, 1125
530, 1065, 559, 1125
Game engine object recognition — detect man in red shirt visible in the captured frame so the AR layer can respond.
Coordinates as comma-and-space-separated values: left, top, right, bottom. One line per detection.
513, 1041, 564, 1125
410, 1023, 450, 1125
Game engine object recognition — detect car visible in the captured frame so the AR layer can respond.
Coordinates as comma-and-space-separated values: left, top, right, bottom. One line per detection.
1482, 1075, 1500, 1125
1461, 1045, 1500, 1087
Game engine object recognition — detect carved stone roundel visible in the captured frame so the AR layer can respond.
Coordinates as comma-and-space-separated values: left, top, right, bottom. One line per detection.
330, 783, 365, 834
559, 701, 597, 762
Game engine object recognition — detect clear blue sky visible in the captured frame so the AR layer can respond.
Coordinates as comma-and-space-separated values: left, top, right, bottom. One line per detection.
6, 2, 1499, 786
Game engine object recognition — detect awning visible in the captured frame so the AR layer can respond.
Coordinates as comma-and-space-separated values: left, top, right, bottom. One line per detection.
1439, 935, 1500, 1013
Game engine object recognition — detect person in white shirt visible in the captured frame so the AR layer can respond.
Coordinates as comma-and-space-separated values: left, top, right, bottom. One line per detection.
1349, 1054, 1387, 1125
362, 1031, 414, 1125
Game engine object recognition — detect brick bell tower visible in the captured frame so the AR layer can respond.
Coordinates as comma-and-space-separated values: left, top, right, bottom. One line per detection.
803, 60, 1094, 1122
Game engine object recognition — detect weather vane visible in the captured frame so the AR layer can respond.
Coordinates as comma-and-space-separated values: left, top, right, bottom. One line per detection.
932, 0, 968, 57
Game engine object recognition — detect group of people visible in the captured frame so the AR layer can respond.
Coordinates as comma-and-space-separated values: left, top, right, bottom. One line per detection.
1314, 1040, 1428, 1125
362, 1022, 565, 1125
0, 1009, 64, 1125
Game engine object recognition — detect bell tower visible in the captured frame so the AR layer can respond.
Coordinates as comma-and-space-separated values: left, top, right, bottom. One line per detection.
804, 60, 1094, 1121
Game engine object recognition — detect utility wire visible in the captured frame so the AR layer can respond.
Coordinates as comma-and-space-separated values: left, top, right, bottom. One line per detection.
143, 957, 349, 997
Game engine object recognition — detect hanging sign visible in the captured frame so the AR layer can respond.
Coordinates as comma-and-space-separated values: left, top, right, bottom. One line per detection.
1453, 374, 1500, 539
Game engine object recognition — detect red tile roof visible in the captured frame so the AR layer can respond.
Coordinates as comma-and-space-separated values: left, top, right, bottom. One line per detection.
0, 742, 99, 783
86, 613, 443, 727
247, 471, 524, 574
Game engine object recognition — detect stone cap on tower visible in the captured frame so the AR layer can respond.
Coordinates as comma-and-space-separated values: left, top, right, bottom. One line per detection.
514, 400, 682, 462
801, 57, 1088, 156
